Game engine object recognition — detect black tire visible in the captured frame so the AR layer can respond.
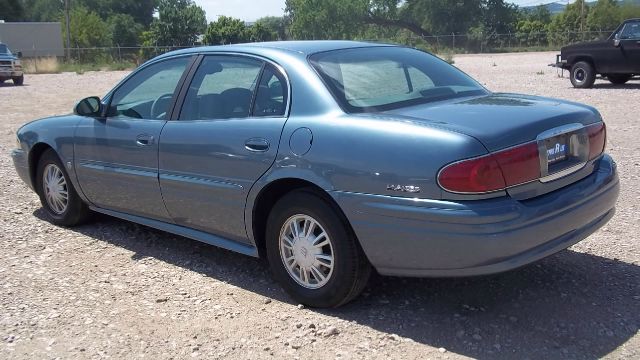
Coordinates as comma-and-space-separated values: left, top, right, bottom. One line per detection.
36, 149, 91, 226
607, 74, 631, 85
266, 189, 371, 308
570, 61, 596, 88
12, 75, 24, 86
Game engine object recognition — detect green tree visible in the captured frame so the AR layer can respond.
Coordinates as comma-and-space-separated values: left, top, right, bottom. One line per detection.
250, 22, 276, 42
548, 0, 591, 45
22, 0, 62, 22
150, 0, 207, 46
618, 3, 640, 22
78, 0, 157, 27
203, 16, 249, 45
400, 0, 483, 35
285, 0, 368, 39
521, 4, 552, 24
108, 14, 143, 46
1, 0, 25, 21
284, 0, 485, 40
587, 0, 620, 31
254, 16, 289, 40
61, 5, 112, 48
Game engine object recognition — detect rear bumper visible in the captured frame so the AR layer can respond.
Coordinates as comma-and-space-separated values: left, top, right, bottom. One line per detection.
331, 154, 619, 277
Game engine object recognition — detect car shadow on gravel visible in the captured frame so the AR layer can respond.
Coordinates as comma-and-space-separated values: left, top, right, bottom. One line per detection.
36, 209, 639, 360
0, 82, 28, 87
591, 82, 640, 89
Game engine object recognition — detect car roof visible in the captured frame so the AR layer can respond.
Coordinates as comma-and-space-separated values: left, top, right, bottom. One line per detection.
155, 40, 397, 61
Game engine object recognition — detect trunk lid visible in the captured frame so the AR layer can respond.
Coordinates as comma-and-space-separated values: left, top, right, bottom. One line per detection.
382, 93, 601, 152
382, 93, 604, 200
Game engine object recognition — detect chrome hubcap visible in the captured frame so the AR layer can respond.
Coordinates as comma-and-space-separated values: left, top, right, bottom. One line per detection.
574, 68, 585, 83
43, 164, 68, 214
279, 214, 334, 289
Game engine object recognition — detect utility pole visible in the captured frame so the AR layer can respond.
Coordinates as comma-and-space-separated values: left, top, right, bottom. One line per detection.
64, 0, 71, 61
580, 0, 585, 41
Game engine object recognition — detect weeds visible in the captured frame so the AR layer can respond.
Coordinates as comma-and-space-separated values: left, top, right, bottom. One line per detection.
23, 57, 136, 75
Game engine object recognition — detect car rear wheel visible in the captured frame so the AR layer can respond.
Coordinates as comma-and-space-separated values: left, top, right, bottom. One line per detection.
265, 189, 371, 308
607, 74, 631, 85
570, 62, 596, 89
13, 75, 24, 86
36, 149, 91, 226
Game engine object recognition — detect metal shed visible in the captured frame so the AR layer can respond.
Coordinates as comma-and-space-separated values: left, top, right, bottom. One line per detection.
0, 22, 64, 57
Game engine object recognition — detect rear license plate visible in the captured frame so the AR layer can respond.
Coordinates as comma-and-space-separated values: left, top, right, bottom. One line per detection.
545, 135, 569, 165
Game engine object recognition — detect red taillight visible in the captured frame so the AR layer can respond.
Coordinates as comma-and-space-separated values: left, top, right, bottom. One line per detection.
438, 142, 540, 194
438, 156, 506, 193
587, 122, 606, 160
494, 142, 541, 186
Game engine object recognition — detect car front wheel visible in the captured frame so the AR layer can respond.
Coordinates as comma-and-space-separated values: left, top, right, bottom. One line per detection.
266, 189, 371, 308
570, 61, 596, 88
607, 74, 631, 85
36, 149, 91, 226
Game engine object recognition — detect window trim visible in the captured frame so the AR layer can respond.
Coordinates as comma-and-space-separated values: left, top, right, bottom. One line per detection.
101, 54, 197, 120
170, 52, 291, 122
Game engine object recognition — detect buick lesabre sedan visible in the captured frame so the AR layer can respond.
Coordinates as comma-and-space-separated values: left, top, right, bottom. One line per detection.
12, 41, 619, 307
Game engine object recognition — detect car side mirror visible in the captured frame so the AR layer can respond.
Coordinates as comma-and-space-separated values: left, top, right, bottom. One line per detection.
614, 39, 621, 47
74, 96, 103, 117
16, 51, 22, 58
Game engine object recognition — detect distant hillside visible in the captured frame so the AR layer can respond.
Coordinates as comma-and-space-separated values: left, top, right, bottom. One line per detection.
523, 0, 640, 14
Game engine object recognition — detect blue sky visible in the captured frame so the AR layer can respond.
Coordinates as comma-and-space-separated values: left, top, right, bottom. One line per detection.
193, 0, 562, 22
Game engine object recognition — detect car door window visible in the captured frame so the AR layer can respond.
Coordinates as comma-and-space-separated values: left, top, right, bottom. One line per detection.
109, 57, 190, 120
620, 21, 640, 40
253, 65, 288, 117
179, 56, 263, 120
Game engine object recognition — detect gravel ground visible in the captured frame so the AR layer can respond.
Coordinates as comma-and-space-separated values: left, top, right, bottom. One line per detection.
0, 51, 638, 359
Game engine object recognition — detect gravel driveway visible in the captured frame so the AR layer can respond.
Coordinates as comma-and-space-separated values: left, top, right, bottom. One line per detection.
0, 51, 638, 359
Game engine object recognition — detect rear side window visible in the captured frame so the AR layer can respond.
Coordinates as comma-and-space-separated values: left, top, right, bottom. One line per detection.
253, 65, 288, 117
179, 56, 262, 120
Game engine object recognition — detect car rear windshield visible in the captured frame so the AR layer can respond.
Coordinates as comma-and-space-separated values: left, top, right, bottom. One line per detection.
309, 46, 487, 113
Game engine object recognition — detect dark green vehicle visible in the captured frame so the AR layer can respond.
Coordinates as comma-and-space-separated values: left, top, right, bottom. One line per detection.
0, 43, 24, 86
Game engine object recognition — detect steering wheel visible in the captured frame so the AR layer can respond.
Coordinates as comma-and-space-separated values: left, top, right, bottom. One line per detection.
150, 93, 174, 119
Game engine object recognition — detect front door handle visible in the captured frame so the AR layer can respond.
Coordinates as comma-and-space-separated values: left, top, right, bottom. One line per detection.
136, 134, 154, 146
245, 138, 270, 152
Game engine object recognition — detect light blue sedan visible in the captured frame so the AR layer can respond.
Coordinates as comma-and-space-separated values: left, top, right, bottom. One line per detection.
11, 41, 619, 307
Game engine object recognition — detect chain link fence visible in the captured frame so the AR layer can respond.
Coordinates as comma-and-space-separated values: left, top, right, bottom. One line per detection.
402, 30, 614, 54
15, 29, 616, 72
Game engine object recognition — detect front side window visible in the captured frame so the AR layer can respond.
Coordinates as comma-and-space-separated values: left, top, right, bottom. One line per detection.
109, 57, 190, 120
310, 47, 487, 113
620, 21, 640, 40
179, 56, 263, 120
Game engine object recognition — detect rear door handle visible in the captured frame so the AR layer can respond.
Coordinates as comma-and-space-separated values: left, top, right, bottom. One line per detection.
245, 138, 270, 152
136, 134, 154, 146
